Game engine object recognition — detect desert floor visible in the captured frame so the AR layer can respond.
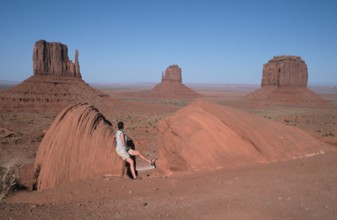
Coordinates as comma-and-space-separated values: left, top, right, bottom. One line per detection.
1, 84, 337, 219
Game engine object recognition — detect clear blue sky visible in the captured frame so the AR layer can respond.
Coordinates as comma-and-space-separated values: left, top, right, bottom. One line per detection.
0, 0, 336, 85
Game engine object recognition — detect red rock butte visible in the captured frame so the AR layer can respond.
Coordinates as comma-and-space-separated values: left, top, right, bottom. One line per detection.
33, 103, 124, 191
0, 40, 110, 112
33, 40, 82, 78
261, 56, 308, 87
151, 65, 200, 98
246, 56, 325, 103
156, 99, 332, 175
161, 64, 182, 83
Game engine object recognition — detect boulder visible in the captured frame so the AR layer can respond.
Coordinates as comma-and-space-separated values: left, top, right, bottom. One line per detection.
33, 103, 124, 191
156, 99, 332, 175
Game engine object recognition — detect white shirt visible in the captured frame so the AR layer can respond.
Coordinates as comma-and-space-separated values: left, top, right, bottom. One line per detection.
115, 130, 126, 150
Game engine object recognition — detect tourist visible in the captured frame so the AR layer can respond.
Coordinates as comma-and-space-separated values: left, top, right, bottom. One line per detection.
115, 121, 156, 180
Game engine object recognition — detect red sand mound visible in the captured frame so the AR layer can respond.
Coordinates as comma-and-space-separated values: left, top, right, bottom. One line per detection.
0, 75, 110, 112
157, 99, 332, 175
246, 86, 325, 104
33, 103, 124, 191
152, 81, 200, 98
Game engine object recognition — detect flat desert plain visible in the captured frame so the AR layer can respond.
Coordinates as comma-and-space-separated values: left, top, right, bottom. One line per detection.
1, 84, 337, 220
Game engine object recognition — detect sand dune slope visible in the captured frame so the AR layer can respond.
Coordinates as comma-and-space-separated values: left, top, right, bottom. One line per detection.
0, 75, 113, 112
34, 103, 124, 191
246, 87, 325, 103
157, 99, 332, 174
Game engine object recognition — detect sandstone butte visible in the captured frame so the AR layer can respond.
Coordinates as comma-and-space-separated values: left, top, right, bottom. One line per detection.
151, 65, 200, 98
33, 40, 81, 78
33, 103, 124, 191
122, 64, 200, 98
156, 99, 333, 175
246, 56, 325, 103
0, 40, 110, 112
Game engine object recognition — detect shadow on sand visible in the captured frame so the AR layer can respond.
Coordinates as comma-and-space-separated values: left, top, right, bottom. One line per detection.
124, 136, 138, 179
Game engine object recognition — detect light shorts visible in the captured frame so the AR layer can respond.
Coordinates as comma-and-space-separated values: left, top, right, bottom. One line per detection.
116, 147, 134, 161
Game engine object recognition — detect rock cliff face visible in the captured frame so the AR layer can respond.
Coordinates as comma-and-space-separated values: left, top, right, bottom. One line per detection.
156, 99, 332, 175
34, 103, 124, 191
261, 56, 307, 87
161, 65, 182, 83
33, 40, 81, 78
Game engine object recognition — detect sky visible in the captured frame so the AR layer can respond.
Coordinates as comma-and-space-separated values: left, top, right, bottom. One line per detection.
0, 0, 336, 85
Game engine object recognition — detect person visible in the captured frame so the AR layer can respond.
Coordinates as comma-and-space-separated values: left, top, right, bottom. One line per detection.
115, 121, 156, 180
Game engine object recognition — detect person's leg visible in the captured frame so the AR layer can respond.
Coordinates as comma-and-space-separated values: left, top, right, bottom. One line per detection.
129, 150, 152, 164
125, 158, 136, 179
129, 150, 157, 167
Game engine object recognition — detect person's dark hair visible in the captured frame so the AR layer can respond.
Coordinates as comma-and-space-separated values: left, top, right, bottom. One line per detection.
117, 121, 124, 130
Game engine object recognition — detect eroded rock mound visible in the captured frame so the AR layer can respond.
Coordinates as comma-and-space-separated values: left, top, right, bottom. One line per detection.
34, 103, 124, 191
0, 40, 111, 112
157, 99, 332, 175
246, 56, 324, 103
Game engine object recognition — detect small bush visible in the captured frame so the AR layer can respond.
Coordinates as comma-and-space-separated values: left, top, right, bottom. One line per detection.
0, 161, 22, 202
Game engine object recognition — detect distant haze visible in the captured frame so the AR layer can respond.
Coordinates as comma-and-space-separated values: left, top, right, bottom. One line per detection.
0, 0, 336, 85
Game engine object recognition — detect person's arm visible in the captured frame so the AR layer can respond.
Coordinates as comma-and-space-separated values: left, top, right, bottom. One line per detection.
120, 132, 126, 147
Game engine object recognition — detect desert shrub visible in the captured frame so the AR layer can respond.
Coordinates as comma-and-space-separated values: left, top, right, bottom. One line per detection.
322, 132, 335, 137
0, 160, 22, 202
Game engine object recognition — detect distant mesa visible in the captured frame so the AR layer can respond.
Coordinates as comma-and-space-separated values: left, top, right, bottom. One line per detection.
33, 103, 124, 191
246, 56, 325, 103
156, 99, 332, 175
0, 39, 110, 112
120, 64, 200, 98
151, 65, 200, 98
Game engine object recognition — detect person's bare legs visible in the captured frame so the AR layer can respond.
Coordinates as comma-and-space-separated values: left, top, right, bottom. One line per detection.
125, 157, 136, 179
129, 150, 154, 165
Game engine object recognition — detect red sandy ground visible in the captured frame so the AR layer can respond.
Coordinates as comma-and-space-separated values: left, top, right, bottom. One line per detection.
1, 84, 337, 219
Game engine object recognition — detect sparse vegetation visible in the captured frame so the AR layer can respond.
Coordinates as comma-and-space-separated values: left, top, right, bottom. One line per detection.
0, 160, 22, 202
322, 132, 335, 137
284, 119, 291, 124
